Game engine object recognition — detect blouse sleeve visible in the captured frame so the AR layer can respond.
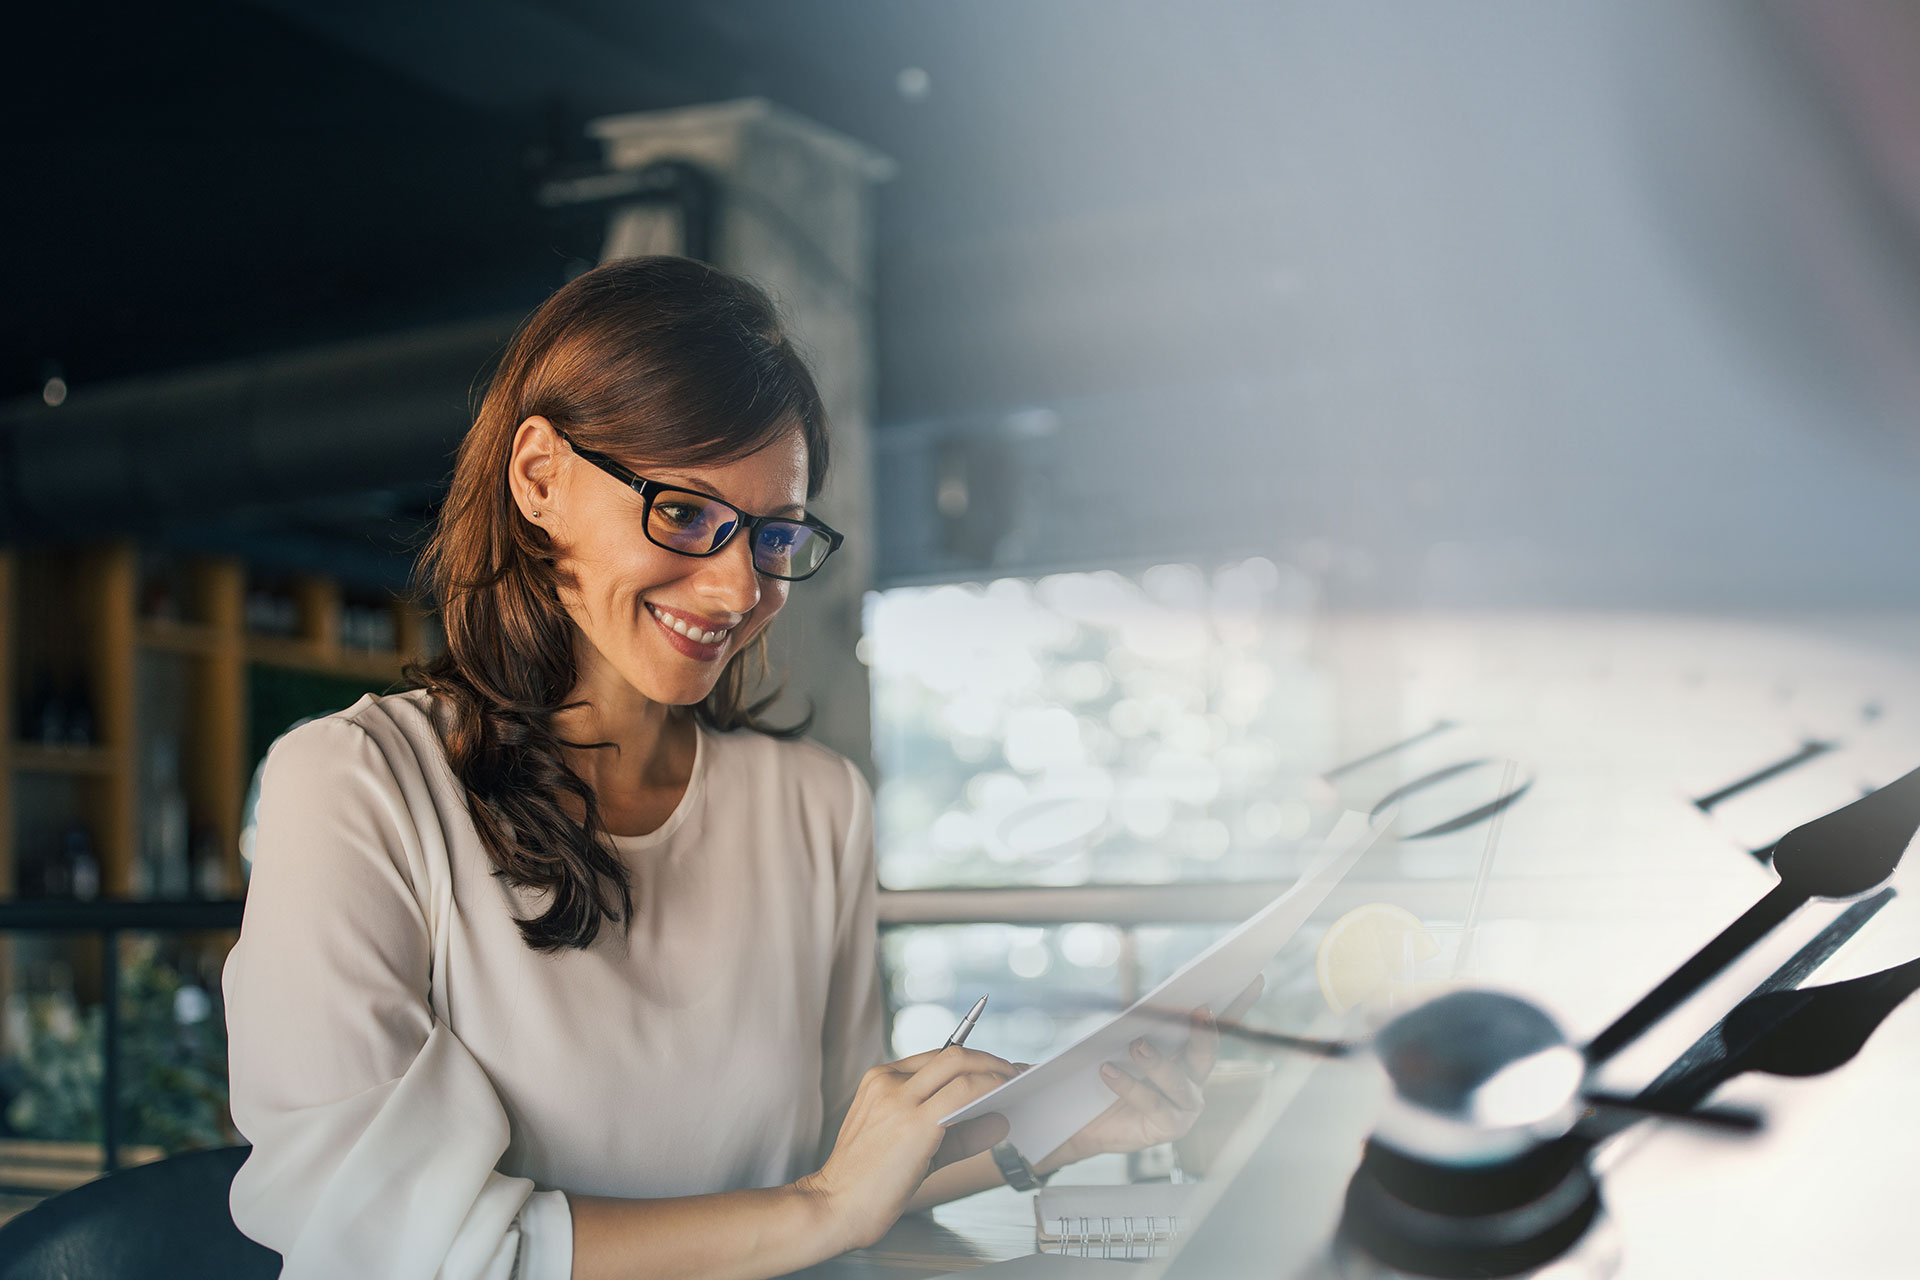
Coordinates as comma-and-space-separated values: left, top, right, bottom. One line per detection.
813, 756, 887, 1168
222, 715, 572, 1280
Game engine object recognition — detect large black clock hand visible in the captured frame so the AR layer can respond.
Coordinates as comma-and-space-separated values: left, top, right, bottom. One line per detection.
1579, 886, 1892, 1143
1709, 954, 1920, 1079
1579, 951, 1920, 1154
1584, 763, 1920, 1064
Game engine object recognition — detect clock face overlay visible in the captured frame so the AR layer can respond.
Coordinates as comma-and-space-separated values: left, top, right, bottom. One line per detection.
1183, 611, 1920, 1280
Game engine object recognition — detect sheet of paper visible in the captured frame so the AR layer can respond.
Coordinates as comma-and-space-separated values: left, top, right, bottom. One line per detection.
942, 810, 1385, 1160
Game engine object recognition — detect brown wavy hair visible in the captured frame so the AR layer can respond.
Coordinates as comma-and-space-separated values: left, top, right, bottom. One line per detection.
402, 256, 831, 952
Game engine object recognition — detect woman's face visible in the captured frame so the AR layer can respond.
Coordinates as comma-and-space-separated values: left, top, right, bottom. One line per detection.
510, 415, 809, 709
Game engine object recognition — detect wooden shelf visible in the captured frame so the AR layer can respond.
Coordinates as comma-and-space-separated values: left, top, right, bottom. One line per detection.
0, 545, 434, 1180
11, 743, 121, 777
244, 635, 409, 682
136, 618, 228, 658
1, 544, 434, 911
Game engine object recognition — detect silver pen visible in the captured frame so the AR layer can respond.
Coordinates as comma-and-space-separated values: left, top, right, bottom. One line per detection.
944, 994, 989, 1048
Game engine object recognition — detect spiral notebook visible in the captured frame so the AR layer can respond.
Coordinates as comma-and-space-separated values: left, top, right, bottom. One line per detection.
1034, 1183, 1202, 1260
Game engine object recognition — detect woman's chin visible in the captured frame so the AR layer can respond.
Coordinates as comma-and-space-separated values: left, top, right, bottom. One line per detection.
626, 669, 724, 709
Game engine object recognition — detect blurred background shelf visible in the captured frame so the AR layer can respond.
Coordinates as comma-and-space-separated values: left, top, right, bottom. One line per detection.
0, 540, 438, 901
0, 538, 444, 1210
135, 620, 227, 659
242, 635, 411, 682
9, 745, 120, 778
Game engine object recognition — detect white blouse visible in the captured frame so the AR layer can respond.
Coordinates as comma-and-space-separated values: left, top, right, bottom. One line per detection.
222, 687, 885, 1279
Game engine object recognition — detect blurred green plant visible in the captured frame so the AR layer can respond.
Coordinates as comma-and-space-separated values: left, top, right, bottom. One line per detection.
1, 936, 230, 1152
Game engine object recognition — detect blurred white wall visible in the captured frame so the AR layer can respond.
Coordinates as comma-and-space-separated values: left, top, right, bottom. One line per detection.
875, 0, 1920, 610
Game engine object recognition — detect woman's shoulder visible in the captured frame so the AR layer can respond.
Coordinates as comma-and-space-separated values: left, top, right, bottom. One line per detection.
262, 687, 448, 787
701, 722, 872, 814
701, 726, 873, 882
705, 720, 861, 778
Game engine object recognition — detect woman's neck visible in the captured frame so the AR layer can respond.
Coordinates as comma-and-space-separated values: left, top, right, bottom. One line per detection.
556, 697, 688, 777
551, 667, 697, 834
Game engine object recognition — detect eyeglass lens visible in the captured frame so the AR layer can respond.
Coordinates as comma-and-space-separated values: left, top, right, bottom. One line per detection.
647, 491, 831, 577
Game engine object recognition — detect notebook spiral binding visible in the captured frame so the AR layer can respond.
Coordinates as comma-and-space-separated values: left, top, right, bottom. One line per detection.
1038, 1213, 1188, 1260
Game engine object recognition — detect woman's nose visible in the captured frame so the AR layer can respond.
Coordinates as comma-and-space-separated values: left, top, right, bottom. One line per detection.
696, 528, 763, 613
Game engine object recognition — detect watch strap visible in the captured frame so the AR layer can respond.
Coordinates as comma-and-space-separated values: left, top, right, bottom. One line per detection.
990, 1138, 1050, 1191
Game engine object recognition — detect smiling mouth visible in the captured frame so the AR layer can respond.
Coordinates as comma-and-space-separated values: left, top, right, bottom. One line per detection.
646, 602, 734, 646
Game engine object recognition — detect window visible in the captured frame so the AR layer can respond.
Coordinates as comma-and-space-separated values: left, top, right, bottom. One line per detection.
867, 558, 1338, 1061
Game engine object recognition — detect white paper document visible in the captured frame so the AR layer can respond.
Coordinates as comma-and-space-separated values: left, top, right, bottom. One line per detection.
941, 810, 1385, 1160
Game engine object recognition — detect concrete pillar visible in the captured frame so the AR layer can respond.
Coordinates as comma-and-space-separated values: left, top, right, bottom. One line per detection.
586, 99, 894, 778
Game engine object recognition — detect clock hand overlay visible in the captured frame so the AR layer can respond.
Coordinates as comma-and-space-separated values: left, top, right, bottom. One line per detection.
1581, 886, 1893, 1143
1690, 954, 1920, 1086
1582, 950, 1920, 1153
1111, 1005, 1765, 1137
1583, 763, 1920, 1064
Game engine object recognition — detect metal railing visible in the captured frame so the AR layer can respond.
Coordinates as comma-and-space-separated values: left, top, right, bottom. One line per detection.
0, 899, 245, 1172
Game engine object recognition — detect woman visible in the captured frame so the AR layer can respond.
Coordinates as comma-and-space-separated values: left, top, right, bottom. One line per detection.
223, 256, 1240, 1280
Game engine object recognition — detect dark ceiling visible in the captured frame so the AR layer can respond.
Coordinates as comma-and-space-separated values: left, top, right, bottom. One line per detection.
16, 2, 552, 401
19, 3, 1920, 421
16, 2, 1920, 606
12, 0, 1250, 420
12, 0, 1355, 587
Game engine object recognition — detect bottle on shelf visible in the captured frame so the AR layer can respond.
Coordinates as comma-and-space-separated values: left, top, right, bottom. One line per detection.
12, 826, 72, 899
27, 673, 66, 746
138, 549, 185, 623
15, 842, 48, 899
244, 581, 299, 637
141, 735, 192, 899
42, 833, 71, 899
25, 823, 102, 901
66, 824, 101, 902
64, 678, 96, 746
341, 599, 399, 653
24, 673, 98, 748
190, 824, 227, 899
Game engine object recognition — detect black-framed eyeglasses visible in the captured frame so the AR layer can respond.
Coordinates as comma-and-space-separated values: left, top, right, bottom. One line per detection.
556, 429, 844, 581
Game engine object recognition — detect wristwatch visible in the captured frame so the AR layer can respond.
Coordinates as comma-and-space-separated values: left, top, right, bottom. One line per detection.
990, 1139, 1051, 1191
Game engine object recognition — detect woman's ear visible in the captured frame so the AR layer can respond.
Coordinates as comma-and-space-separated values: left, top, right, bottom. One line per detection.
508, 416, 563, 523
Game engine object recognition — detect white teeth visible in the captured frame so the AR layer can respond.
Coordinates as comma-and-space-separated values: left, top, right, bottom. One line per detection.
649, 604, 728, 647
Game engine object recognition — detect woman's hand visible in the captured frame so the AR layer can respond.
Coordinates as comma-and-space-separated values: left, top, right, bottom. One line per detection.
1040, 975, 1266, 1171
796, 1046, 1018, 1252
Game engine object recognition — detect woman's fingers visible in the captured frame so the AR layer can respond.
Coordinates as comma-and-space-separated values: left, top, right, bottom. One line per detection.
1180, 973, 1265, 1080
887, 1046, 947, 1075
921, 1070, 1018, 1133
890, 1042, 1019, 1077
1128, 1037, 1205, 1111
1184, 973, 1267, 1080
1182, 1005, 1221, 1082
1098, 1061, 1183, 1129
932, 1112, 1010, 1171
904, 1046, 1018, 1104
